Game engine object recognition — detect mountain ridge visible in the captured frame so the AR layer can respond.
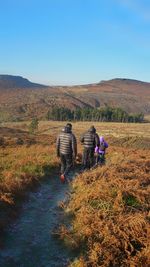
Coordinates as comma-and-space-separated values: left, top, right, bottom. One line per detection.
0, 75, 150, 122
0, 75, 47, 89
100, 78, 150, 85
0, 74, 150, 89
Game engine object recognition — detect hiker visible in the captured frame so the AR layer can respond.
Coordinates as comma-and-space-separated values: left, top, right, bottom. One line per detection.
80, 126, 100, 170
95, 136, 108, 165
56, 123, 77, 182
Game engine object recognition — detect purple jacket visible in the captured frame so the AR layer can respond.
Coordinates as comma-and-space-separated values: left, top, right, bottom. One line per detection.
95, 136, 108, 155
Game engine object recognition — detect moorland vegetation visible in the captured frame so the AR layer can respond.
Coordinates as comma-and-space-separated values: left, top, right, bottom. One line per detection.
62, 146, 150, 267
0, 121, 150, 266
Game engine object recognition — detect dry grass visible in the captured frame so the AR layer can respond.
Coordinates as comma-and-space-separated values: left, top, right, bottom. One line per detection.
2, 120, 150, 138
0, 121, 150, 265
39, 121, 150, 139
61, 149, 150, 267
0, 124, 58, 236
60, 146, 150, 266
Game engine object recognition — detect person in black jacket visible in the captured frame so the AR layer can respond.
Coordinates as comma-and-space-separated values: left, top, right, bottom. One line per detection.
56, 124, 77, 182
80, 126, 99, 170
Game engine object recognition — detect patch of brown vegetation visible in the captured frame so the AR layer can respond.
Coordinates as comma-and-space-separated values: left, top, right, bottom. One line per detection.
1, 121, 150, 264
61, 147, 150, 266
0, 126, 58, 238
0, 126, 56, 147
108, 136, 150, 150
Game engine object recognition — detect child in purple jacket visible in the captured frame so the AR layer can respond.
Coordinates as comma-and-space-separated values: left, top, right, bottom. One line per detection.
95, 136, 108, 164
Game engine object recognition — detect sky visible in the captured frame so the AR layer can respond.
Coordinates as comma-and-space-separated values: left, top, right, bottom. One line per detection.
0, 0, 150, 85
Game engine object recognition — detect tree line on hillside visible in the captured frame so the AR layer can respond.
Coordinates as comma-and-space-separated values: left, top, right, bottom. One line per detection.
46, 106, 144, 123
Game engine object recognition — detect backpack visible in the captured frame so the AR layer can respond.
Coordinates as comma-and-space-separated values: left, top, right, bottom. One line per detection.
99, 141, 105, 151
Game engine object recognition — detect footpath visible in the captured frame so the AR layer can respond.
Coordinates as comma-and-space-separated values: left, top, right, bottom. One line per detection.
0, 174, 76, 267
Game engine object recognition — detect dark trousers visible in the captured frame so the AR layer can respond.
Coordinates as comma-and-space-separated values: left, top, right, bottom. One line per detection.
95, 153, 105, 164
82, 147, 94, 169
60, 154, 73, 176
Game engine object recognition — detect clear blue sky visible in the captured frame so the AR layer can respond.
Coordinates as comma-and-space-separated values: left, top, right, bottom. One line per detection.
0, 0, 150, 85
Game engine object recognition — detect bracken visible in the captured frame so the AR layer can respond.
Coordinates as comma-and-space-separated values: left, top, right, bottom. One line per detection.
63, 147, 150, 267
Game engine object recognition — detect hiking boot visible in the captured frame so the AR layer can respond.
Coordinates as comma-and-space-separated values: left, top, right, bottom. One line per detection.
60, 174, 65, 183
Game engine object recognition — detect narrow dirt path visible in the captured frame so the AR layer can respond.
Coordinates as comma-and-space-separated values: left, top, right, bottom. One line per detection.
0, 174, 76, 267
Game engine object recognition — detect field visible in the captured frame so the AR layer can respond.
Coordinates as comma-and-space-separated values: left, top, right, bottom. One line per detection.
2, 120, 150, 138
0, 121, 150, 266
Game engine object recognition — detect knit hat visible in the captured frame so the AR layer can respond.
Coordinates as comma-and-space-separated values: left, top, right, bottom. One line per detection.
66, 123, 72, 130
89, 125, 96, 133
100, 136, 104, 142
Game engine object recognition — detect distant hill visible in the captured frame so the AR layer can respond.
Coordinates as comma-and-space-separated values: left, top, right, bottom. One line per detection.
100, 78, 149, 85
0, 75, 150, 122
0, 75, 47, 89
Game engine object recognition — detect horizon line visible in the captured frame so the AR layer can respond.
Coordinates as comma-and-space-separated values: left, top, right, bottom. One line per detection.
0, 74, 150, 87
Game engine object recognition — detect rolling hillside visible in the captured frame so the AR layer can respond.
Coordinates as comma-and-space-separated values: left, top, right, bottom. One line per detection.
0, 75, 150, 121
0, 75, 47, 89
